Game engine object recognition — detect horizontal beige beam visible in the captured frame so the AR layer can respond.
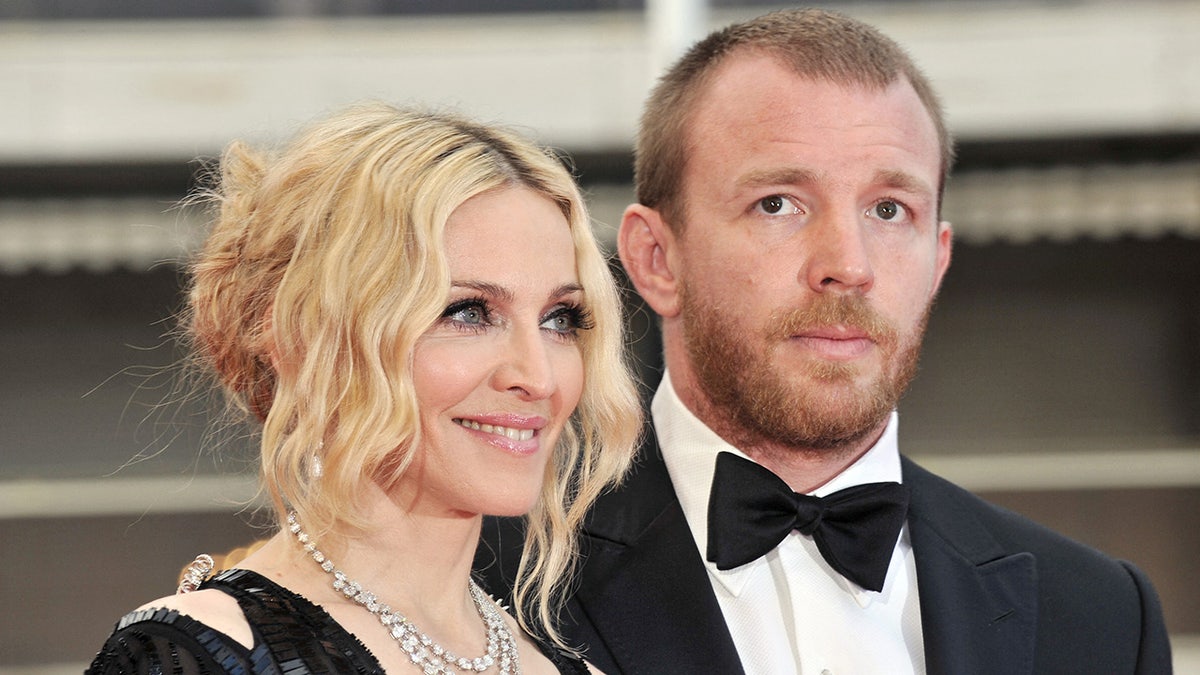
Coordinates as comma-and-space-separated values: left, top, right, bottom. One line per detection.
3, 448, 1197, 520
913, 449, 1200, 493
0, 474, 262, 519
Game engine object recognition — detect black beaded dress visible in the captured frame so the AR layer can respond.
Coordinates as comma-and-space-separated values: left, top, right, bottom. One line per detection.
87, 569, 589, 675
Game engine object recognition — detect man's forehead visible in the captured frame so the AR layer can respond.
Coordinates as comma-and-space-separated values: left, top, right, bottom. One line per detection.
682, 57, 938, 165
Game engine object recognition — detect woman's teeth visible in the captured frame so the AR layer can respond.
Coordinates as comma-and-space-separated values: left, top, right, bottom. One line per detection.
454, 418, 535, 441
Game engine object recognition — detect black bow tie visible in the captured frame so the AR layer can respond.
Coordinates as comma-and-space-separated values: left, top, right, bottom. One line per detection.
706, 451, 910, 592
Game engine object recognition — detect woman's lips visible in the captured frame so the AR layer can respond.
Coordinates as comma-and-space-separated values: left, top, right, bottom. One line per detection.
452, 415, 546, 455
453, 418, 535, 441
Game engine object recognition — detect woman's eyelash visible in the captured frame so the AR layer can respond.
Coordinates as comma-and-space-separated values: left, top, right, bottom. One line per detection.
441, 297, 492, 327
545, 303, 595, 332
439, 297, 594, 338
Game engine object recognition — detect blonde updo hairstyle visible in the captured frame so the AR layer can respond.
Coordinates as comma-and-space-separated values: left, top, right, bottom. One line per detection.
184, 102, 641, 644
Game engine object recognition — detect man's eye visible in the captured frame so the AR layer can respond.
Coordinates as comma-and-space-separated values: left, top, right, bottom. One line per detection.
870, 200, 905, 221
755, 195, 800, 216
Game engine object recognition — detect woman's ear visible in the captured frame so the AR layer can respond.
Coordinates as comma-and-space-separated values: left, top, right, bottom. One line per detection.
617, 204, 681, 318
262, 310, 282, 373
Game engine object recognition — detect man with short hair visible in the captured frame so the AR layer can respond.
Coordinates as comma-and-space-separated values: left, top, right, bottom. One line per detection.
480, 8, 1171, 673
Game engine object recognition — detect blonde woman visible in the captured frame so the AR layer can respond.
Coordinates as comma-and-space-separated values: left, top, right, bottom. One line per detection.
88, 102, 641, 674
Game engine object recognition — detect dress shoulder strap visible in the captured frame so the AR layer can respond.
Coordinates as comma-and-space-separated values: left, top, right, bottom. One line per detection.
203, 568, 383, 674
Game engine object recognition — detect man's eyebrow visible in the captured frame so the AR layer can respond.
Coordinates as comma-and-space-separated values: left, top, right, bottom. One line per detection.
736, 167, 820, 189
735, 167, 935, 196
873, 169, 934, 196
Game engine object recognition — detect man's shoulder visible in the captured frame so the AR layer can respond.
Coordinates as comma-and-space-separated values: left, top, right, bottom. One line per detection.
902, 456, 1172, 670
902, 455, 1147, 585
583, 432, 678, 540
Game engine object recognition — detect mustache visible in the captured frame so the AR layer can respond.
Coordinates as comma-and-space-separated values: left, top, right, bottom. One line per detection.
767, 294, 898, 347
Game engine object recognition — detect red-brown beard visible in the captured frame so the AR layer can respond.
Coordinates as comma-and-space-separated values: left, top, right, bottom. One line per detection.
682, 285, 929, 451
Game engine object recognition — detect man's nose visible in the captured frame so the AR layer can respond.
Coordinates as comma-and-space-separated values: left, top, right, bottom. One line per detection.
802, 210, 875, 294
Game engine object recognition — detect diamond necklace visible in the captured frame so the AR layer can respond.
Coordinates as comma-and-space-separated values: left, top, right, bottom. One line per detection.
287, 512, 522, 674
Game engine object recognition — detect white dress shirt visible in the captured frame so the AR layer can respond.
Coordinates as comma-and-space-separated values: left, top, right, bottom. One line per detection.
654, 372, 926, 675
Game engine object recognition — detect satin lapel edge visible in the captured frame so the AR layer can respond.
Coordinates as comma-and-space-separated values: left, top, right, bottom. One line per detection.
903, 456, 1038, 675
571, 435, 744, 675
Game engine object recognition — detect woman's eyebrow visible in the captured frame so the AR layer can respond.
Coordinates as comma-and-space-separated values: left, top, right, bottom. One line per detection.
450, 280, 513, 302
550, 283, 585, 299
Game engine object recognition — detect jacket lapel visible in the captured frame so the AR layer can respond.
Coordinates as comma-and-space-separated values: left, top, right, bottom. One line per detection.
902, 457, 1038, 675
570, 432, 744, 675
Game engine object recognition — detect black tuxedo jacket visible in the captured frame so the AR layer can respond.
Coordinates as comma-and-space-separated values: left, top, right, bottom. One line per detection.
477, 432, 1173, 674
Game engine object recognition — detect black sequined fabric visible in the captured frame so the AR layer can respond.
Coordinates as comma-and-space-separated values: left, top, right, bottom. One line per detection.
87, 568, 588, 674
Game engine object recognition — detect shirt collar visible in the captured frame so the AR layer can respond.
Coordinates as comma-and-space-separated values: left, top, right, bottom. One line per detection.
653, 370, 904, 596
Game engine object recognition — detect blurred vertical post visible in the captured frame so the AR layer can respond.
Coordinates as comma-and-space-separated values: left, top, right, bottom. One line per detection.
646, 0, 708, 79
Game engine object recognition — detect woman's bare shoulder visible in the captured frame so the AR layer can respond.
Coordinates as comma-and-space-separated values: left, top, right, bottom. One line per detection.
134, 588, 254, 649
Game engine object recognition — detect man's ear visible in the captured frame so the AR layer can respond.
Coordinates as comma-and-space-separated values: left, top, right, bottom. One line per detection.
617, 203, 681, 318
932, 220, 953, 295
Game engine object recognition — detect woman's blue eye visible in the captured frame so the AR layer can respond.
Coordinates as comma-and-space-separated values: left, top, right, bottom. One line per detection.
541, 304, 594, 337
456, 307, 484, 324
442, 299, 491, 327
